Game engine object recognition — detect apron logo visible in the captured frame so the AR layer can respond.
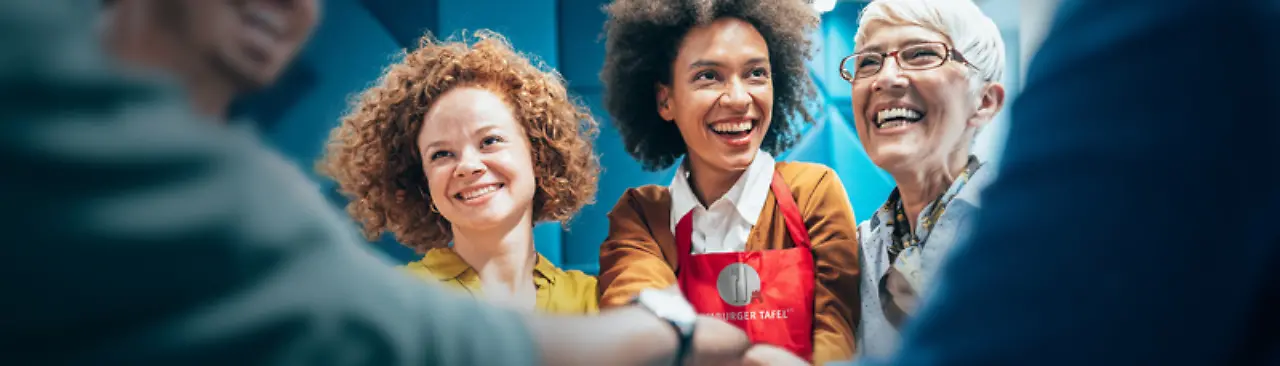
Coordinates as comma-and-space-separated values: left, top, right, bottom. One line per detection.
716, 263, 762, 306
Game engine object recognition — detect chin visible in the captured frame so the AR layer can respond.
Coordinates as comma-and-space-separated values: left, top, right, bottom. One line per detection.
722, 152, 757, 170
219, 53, 288, 91
455, 204, 530, 232
725, 142, 766, 168
236, 67, 283, 91
867, 146, 918, 171
455, 218, 503, 232
451, 211, 511, 232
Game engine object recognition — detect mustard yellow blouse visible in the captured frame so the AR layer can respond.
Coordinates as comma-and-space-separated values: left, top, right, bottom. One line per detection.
404, 248, 599, 315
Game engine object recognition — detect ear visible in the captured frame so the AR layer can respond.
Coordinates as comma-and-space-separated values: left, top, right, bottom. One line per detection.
656, 83, 674, 122
969, 82, 1006, 128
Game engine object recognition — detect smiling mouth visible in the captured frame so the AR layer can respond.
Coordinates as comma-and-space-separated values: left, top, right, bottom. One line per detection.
874, 107, 925, 129
236, 8, 287, 65
454, 183, 504, 202
241, 4, 287, 39
708, 119, 756, 137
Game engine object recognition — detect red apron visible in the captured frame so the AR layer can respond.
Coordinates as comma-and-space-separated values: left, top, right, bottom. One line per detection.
675, 170, 815, 360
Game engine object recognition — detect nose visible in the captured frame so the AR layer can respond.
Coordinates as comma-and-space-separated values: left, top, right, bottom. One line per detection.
452, 152, 486, 178
871, 58, 909, 93
719, 78, 752, 112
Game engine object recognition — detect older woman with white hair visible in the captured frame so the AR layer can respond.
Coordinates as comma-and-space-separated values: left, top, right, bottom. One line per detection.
840, 0, 1007, 358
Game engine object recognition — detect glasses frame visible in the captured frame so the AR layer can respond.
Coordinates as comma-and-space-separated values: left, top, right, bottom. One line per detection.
839, 42, 980, 82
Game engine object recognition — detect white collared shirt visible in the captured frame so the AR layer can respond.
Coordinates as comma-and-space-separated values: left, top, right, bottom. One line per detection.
669, 150, 776, 254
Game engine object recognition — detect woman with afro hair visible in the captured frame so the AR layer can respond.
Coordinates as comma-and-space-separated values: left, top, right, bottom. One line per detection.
320, 32, 602, 315
595, 0, 862, 364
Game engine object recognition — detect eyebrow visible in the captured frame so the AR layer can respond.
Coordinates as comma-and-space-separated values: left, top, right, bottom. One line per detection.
472, 124, 502, 136
420, 124, 504, 152
421, 139, 447, 154
858, 38, 940, 53
688, 57, 770, 69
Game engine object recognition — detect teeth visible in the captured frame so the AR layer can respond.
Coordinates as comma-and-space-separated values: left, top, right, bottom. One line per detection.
875, 107, 922, 124
244, 5, 286, 35
711, 121, 753, 133
459, 184, 500, 200
879, 120, 910, 129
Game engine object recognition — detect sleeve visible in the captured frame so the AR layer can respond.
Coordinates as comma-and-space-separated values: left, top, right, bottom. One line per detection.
0, 3, 541, 364
596, 189, 678, 308
802, 169, 863, 365
883, 0, 1280, 365
575, 272, 602, 314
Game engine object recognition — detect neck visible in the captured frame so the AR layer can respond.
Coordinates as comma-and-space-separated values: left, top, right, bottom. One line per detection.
182, 74, 235, 121
685, 154, 748, 207
890, 152, 970, 230
450, 214, 538, 294
103, 18, 235, 121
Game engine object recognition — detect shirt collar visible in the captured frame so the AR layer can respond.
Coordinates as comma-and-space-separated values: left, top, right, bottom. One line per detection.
871, 156, 985, 237
668, 150, 775, 231
418, 247, 557, 285
669, 166, 701, 232
735, 151, 775, 222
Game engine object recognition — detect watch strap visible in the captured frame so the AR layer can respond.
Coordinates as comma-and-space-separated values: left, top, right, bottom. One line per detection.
672, 316, 694, 365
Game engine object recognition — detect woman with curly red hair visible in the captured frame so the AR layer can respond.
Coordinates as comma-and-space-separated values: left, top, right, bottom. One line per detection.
320, 32, 601, 314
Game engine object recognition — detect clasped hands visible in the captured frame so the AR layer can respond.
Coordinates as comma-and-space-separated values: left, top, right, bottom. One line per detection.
656, 284, 807, 366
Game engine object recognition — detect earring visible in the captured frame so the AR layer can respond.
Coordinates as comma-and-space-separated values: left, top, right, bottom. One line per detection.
418, 186, 438, 214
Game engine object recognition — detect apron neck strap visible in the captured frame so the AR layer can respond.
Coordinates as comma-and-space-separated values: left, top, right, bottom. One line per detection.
676, 210, 695, 265
770, 170, 811, 249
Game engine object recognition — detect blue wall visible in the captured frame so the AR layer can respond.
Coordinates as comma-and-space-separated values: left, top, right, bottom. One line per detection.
794, 1, 896, 221
244, 0, 943, 273
557, 0, 678, 273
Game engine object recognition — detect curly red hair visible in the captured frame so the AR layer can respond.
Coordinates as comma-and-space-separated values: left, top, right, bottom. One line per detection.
319, 31, 600, 252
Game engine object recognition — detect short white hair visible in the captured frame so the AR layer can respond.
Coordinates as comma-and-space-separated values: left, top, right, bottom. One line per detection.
854, 0, 1005, 93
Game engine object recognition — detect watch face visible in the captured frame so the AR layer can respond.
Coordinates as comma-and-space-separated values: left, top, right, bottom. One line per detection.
644, 289, 697, 326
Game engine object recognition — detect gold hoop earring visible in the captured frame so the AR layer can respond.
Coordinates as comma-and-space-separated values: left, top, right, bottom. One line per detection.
418, 186, 439, 214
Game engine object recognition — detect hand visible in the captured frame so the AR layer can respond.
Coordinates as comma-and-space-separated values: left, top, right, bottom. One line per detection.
684, 316, 750, 366
742, 344, 809, 366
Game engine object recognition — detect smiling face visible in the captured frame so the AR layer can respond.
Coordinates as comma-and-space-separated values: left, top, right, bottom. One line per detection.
206, 0, 319, 89
110, 0, 320, 90
658, 17, 774, 174
417, 87, 538, 232
850, 24, 993, 173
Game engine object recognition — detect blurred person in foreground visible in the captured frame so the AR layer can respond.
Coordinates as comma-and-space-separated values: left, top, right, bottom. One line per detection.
845, 0, 1279, 364
839, 0, 1006, 358
1, 0, 754, 364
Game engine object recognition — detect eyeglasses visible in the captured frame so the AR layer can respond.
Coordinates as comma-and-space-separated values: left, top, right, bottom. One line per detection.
839, 42, 980, 81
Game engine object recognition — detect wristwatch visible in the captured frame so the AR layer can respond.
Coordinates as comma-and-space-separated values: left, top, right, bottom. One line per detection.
632, 287, 698, 365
